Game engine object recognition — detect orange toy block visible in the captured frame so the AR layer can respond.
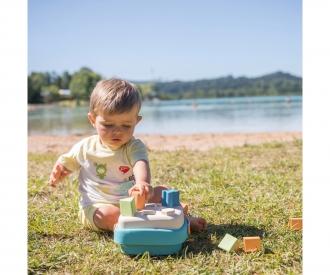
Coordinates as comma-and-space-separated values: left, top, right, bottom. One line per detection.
181, 202, 189, 215
288, 218, 302, 230
131, 190, 146, 210
243, 236, 262, 252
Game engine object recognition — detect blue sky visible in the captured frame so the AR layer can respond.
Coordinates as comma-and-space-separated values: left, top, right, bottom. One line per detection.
28, 0, 301, 81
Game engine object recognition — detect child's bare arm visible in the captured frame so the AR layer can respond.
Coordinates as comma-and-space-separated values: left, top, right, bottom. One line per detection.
49, 161, 72, 187
128, 160, 152, 198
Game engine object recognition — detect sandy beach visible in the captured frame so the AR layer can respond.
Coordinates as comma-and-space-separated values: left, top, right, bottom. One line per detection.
28, 132, 302, 153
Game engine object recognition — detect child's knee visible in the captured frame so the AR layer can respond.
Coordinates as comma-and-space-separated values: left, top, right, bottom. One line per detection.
93, 206, 120, 231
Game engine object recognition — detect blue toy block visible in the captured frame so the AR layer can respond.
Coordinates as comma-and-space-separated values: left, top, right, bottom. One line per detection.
161, 189, 180, 207
167, 190, 180, 207
161, 190, 167, 206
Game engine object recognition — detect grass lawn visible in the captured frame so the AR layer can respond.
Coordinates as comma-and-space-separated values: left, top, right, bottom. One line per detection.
28, 140, 302, 274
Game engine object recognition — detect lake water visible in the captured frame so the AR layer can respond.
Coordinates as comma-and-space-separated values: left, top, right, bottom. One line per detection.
28, 96, 302, 135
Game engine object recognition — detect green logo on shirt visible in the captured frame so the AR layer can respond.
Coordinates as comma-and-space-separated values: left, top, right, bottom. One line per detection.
95, 163, 107, 179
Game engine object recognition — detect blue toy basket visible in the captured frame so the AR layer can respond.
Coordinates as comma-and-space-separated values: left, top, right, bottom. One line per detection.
114, 218, 189, 255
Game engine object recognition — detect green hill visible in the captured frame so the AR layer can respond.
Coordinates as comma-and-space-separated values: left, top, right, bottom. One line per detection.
137, 71, 302, 100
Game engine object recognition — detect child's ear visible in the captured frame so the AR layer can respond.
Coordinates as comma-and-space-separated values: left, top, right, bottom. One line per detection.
87, 112, 96, 127
137, 115, 142, 124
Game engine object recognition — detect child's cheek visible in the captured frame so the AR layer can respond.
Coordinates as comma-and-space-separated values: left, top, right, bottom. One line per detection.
102, 128, 110, 135
98, 126, 108, 135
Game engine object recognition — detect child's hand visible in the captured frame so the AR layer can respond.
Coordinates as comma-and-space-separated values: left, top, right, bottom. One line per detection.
128, 182, 153, 199
49, 162, 71, 187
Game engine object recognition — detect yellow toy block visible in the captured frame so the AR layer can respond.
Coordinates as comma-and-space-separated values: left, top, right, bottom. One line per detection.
288, 217, 302, 230
243, 236, 262, 252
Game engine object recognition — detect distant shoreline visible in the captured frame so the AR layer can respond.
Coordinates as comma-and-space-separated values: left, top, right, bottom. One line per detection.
28, 131, 302, 153
28, 94, 302, 111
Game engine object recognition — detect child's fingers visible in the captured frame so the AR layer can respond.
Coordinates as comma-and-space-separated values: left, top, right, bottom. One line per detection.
49, 168, 62, 187
52, 164, 61, 179
128, 183, 151, 197
128, 185, 143, 196
60, 175, 68, 181
49, 172, 66, 187
146, 185, 153, 199
49, 172, 56, 185
54, 162, 69, 175
135, 185, 143, 196
49, 181, 56, 188
143, 185, 150, 197
138, 184, 145, 196
61, 169, 71, 176
49, 176, 57, 187
49, 164, 71, 188
128, 186, 136, 196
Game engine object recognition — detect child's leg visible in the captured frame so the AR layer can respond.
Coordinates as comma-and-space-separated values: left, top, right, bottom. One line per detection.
93, 204, 120, 231
147, 185, 169, 203
187, 216, 207, 232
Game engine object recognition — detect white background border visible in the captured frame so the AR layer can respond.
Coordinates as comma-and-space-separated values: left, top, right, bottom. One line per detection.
303, 0, 330, 273
1, 0, 330, 273
0, 0, 27, 273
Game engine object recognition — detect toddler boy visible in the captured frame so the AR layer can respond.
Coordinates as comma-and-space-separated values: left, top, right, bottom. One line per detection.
49, 78, 206, 232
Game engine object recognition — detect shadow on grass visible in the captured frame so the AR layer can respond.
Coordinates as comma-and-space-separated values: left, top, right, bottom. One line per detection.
208, 223, 266, 238
181, 223, 268, 256
97, 230, 114, 239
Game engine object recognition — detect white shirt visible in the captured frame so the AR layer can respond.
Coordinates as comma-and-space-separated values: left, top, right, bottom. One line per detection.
58, 135, 148, 207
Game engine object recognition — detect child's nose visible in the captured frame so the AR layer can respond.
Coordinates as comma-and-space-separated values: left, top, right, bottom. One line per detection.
112, 126, 122, 134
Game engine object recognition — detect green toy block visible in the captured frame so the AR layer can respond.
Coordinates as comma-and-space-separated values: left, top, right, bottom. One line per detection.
120, 197, 136, 216
218, 233, 240, 252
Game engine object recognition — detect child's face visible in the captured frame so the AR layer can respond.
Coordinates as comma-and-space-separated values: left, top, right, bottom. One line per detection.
88, 105, 142, 150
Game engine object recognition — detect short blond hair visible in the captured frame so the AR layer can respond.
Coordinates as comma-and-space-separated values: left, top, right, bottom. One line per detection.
89, 78, 141, 115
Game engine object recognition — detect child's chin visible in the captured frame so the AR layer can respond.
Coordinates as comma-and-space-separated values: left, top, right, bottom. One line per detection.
108, 141, 123, 149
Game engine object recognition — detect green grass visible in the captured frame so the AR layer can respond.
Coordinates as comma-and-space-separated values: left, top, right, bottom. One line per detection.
28, 140, 302, 274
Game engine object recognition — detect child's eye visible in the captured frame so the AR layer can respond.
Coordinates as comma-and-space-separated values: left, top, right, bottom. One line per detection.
104, 124, 114, 128
123, 125, 132, 129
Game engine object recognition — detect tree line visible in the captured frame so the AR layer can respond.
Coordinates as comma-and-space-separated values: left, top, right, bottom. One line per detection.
28, 67, 101, 103
28, 68, 302, 104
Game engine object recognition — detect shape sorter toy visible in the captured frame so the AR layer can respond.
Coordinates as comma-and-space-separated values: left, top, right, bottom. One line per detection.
114, 189, 189, 256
